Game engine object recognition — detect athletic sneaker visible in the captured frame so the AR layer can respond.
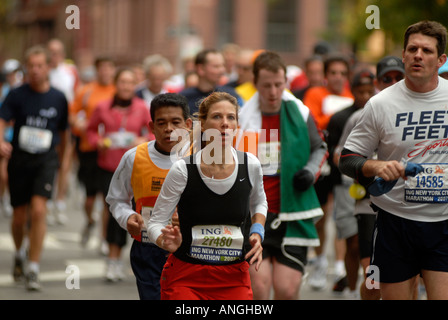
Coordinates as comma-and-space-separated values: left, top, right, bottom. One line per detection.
332, 275, 348, 295
46, 200, 56, 226
308, 256, 328, 291
100, 240, 109, 256
54, 200, 68, 225
1, 199, 12, 218
12, 257, 24, 282
105, 260, 115, 282
114, 260, 125, 281
25, 271, 41, 291
80, 222, 95, 247
332, 263, 347, 295
346, 289, 360, 300
105, 260, 125, 282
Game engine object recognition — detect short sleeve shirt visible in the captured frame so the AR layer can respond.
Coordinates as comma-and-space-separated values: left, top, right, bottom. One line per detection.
0, 84, 68, 152
344, 78, 448, 221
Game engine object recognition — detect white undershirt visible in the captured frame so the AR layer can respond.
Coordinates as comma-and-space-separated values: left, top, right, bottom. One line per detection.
147, 148, 268, 244
106, 141, 173, 230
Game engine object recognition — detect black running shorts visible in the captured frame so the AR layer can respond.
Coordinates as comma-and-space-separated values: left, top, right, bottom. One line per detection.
8, 149, 59, 207
371, 208, 448, 283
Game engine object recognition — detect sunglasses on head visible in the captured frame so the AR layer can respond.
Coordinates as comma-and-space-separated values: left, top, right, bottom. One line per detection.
381, 75, 403, 84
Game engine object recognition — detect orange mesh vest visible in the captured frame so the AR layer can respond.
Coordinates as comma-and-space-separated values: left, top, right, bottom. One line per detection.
131, 142, 170, 242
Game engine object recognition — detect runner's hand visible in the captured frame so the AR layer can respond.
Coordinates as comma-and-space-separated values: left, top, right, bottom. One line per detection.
373, 160, 406, 181
245, 233, 263, 271
0, 141, 12, 159
160, 225, 182, 253
171, 211, 179, 227
127, 214, 144, 237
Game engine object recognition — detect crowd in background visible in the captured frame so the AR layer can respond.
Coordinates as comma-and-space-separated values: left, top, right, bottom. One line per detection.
2, 33, 448, 299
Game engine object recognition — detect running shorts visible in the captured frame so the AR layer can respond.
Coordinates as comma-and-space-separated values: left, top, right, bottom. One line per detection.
333, 182, 357, 239
259, 212, 308, 273
77, 150, 100, 196
371, 208, 448, 283
130, 240, 169, 300
8, 149, 59, 207
160, 254, 253, 300
356, 213, 376, 259
314, 174, 334, 206
100, 168, 128, 248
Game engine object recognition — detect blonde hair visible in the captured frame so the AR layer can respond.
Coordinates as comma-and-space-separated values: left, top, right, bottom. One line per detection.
195, 91, 239, 123
25, 45, 51, 64
175, 92, 240, 158
142, 54, 173, 75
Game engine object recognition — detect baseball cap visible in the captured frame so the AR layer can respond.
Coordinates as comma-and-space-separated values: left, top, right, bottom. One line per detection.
351, 69, 375, 88
376, 56, 404, 79
1, 59, 21, 74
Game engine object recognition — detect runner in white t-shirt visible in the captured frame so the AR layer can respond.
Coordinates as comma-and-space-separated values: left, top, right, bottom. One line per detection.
339, 20, 448, 300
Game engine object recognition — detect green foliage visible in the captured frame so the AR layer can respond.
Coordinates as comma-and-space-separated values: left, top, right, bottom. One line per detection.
373, 0, 448, 46
325, 0, 448, 55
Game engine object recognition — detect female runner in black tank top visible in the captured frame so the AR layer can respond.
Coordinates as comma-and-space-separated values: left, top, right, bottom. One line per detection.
147, 92, 267, 300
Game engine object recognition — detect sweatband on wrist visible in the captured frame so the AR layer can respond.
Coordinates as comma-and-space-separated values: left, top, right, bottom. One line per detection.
250, 223, 265, 242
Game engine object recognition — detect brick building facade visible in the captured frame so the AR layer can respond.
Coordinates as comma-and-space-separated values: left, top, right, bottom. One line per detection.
4, 0, 328, 72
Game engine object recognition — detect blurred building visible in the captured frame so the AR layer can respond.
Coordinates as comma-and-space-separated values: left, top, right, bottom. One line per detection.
4, 0, 328, 72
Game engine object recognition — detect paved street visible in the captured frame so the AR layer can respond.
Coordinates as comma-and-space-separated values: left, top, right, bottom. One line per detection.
0, 174, 360, 301
0, 180, 139, 300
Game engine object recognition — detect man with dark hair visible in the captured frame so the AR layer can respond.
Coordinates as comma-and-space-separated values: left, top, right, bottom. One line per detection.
236, 50, 327, 300
180, 49, 243, 115
340, 20, 448, 300
326, 69, 376, 297
335, 55, 404, 300
106, 93, 192, 299
404, 20, 447, 58
293, 55, 325, 101
305, 53, 354, 130
303, 53, 354, 291
0, 45, 70, 291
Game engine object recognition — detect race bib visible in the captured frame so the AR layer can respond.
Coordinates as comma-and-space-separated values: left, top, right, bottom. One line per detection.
322, 95, 353, 116
108, 131, 136, 149
18, 126, 52, 153
190, 225, 244, 263
140, 206, 153, 243
258, 141, 280, 176
404, 163, 448, 203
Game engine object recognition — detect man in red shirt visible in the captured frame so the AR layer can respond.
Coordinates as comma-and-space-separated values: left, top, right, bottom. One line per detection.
303, 54, 354, 291
237, 51, 327, 300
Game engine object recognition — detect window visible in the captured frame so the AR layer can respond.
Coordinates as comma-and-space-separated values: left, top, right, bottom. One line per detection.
217, 0, 234, 47
266, 0, 297, 52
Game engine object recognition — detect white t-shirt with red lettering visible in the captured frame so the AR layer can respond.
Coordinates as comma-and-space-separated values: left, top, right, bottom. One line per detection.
344, 77, 448, 222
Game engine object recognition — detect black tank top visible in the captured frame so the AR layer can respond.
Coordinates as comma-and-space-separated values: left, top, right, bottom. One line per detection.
175, 151, 252, 265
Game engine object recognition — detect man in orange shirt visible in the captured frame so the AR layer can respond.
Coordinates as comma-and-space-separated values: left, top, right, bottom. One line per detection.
304, 54, 354, 131
303, 53, 354, 291
106, 93, 192, 299
69, 56, 116, 249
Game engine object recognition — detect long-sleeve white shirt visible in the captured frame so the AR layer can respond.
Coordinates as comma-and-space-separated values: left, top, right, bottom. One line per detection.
147, 148, 268, 244
106, 140, 175, 230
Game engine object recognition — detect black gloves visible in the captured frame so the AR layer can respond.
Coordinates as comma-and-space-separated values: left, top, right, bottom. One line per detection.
293, 169, 314, 192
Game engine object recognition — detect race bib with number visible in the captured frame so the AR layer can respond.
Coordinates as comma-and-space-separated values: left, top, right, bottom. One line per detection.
190, 225, 244, 263
18, 126, 52, 153
258, 141, 280, 176
404, 163, 448, 203
108, 131, 136, 149
140, 206, 153, 243
322, 95, 354, 116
